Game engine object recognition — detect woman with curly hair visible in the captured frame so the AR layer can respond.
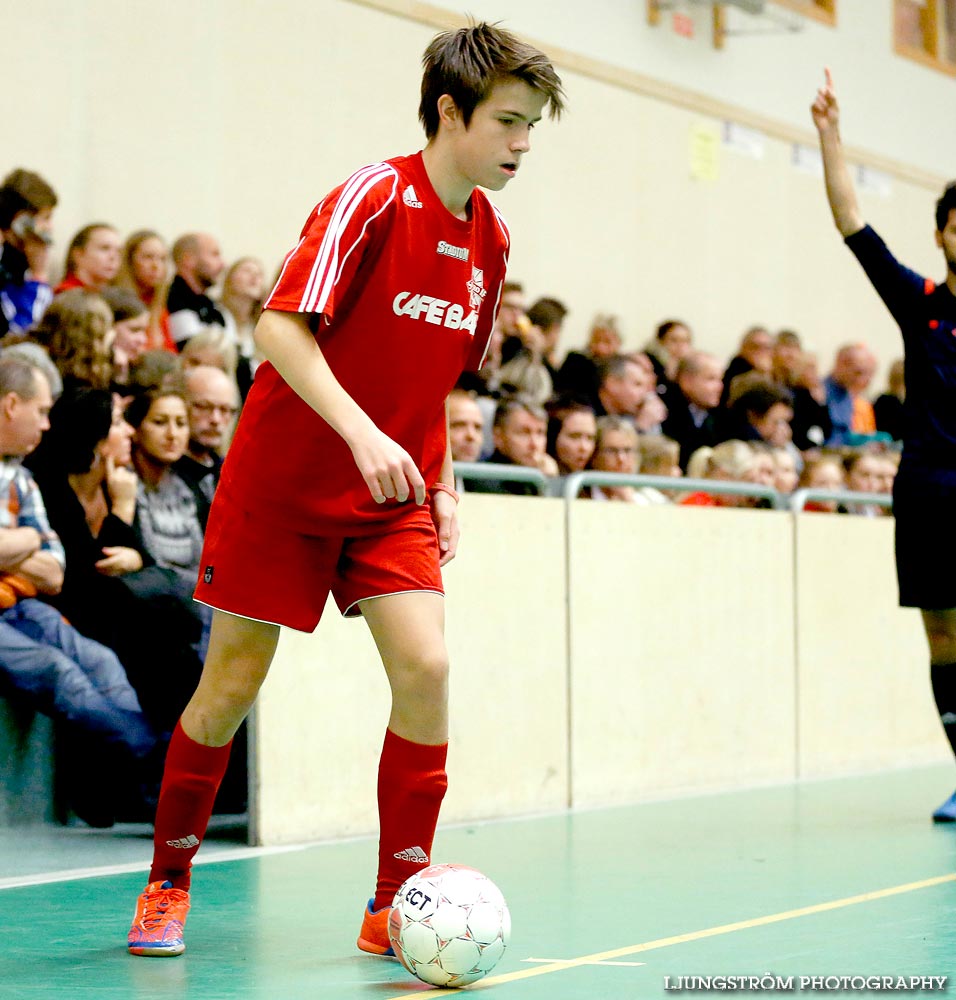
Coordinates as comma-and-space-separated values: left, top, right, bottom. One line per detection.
29, 288, 116, 391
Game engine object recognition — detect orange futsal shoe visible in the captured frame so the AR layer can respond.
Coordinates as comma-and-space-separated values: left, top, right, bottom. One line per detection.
357, 898, 396, 957
128, 880, 190, 956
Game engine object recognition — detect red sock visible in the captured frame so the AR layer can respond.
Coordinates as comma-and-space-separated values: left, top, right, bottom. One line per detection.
148, 719, 233, 890
373, 729, 448, 911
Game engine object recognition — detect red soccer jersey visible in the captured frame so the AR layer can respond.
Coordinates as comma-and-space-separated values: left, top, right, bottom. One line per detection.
219, 151, 510, 534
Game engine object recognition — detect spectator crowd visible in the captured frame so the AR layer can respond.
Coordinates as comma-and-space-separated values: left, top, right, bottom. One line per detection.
0, 166, 903, 826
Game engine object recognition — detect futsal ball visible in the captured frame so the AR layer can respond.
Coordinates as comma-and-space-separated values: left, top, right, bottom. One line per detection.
388, 863, 511, 988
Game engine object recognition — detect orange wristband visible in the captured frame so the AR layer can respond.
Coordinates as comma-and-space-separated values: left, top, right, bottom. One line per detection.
430, 482, 460, 504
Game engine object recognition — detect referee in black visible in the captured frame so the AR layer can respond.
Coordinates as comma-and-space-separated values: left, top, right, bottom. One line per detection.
812, 68, 956, 824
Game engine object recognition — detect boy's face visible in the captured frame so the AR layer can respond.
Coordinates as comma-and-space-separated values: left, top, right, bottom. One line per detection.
447, 78, 548, 192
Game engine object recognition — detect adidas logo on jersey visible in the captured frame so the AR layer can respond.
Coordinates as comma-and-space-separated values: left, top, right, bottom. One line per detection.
402, 185, 423, 208
166, 834, 200, 849
394, 845, 429, 863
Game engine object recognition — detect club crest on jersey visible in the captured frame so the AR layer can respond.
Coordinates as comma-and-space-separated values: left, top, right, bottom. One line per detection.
392, 291, 478, 334
402, 185, 423, 208
466, 267, 486, 312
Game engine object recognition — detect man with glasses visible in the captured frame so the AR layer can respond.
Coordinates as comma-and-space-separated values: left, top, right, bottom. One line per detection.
175, 365, 240, 521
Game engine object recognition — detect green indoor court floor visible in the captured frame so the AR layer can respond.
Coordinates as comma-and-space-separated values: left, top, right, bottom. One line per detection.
1, 766, 954, 1000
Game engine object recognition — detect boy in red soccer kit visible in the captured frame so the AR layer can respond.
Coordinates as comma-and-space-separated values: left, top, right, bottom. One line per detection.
127, 23, 564, 957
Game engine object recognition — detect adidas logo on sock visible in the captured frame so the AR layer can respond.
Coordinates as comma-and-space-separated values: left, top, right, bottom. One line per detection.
393, 845, 429, 863
166, 834, 200, 849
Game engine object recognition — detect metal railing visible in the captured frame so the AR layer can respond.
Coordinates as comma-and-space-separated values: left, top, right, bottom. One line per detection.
453, 462, 551, 495
789, 488, 893, 513
561, 471, 783, 507
452, 464, 896, 514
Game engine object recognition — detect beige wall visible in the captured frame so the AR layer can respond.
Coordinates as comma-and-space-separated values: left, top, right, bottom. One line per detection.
253, 494, 568, 845
568, 503, 796, 806
7, 0, 949, 383
794, 514, 949, 777
254, 497, 943, 846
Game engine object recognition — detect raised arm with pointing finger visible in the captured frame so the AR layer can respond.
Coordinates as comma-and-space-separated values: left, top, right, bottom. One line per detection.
810, 67, 864, 238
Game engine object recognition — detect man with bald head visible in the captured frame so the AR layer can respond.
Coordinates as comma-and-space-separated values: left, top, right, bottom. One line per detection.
824, 342, 878, 445
175, 365, 239, 519
662, 350, 724, 470
167, 232, 226, 348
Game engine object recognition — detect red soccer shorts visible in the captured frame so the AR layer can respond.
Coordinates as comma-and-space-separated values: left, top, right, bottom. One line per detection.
193, 494, 443, 632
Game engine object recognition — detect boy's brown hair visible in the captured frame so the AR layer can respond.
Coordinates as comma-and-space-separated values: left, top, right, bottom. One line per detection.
419, 22, 564, 139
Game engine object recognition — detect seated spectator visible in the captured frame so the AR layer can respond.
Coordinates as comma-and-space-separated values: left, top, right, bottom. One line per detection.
770, 445, 799, 495
100, 286, 150, 391
554, 313, 622, 404
462, 399, 555, 495
490, 322, 554, 407
638, 434, 682, 481
771, 329, 804, 385
840, 450, 885, 517
781, 349, 832, 450
824, 343, 878, 445
874, 450, 899, 496
218, 257, 265, 398
27, 288, 115, 392
594, 354, 649, 421
167, 233, 226, 349
746, 442, 780, 508
546, 402, 597, 476
662, 350, 724, 470
179, 326, 239, 378
681, 440, 756, 508
719, 326, 774, 407
873, 358, 905, 442
644, 318, 693, 387
114, 230, 175, 352
527, 296, 568, 384
628, 352, 668, 434
496, 280, 528, 363
632, 433, 682, 504
126, 387, 206, 592
25, 387, 204, 734
55, 224, 121, 294
723, 376, 795, 448
0, 356, 157, 826
447, 388, 486, 489
797, 454, 845, 512
588, 415, 646, 503
127, 349, 180, 396
175, 365, 240, 521
0, 168, 57, 336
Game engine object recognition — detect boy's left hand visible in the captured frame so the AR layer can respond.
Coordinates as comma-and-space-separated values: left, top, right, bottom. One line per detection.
431, 490, 460, 566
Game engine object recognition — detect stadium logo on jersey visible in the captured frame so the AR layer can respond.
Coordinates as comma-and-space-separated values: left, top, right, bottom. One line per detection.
392, 291, 478, 334
436, 240, 469, 261
402, 185, 423, 208
466, 266, 486, 312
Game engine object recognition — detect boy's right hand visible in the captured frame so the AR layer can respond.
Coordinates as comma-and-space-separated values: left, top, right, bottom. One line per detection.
811, 67, 839, 135
349, 427, 426, 505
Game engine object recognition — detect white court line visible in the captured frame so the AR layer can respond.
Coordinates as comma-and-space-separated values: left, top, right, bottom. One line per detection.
0, 843, 310, 891
523, 958, 646, 967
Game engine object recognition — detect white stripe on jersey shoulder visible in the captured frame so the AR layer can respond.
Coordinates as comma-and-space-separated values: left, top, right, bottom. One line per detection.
488, 201, 511, 250
299, 162, 398, 314
477, 261, 509, 371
